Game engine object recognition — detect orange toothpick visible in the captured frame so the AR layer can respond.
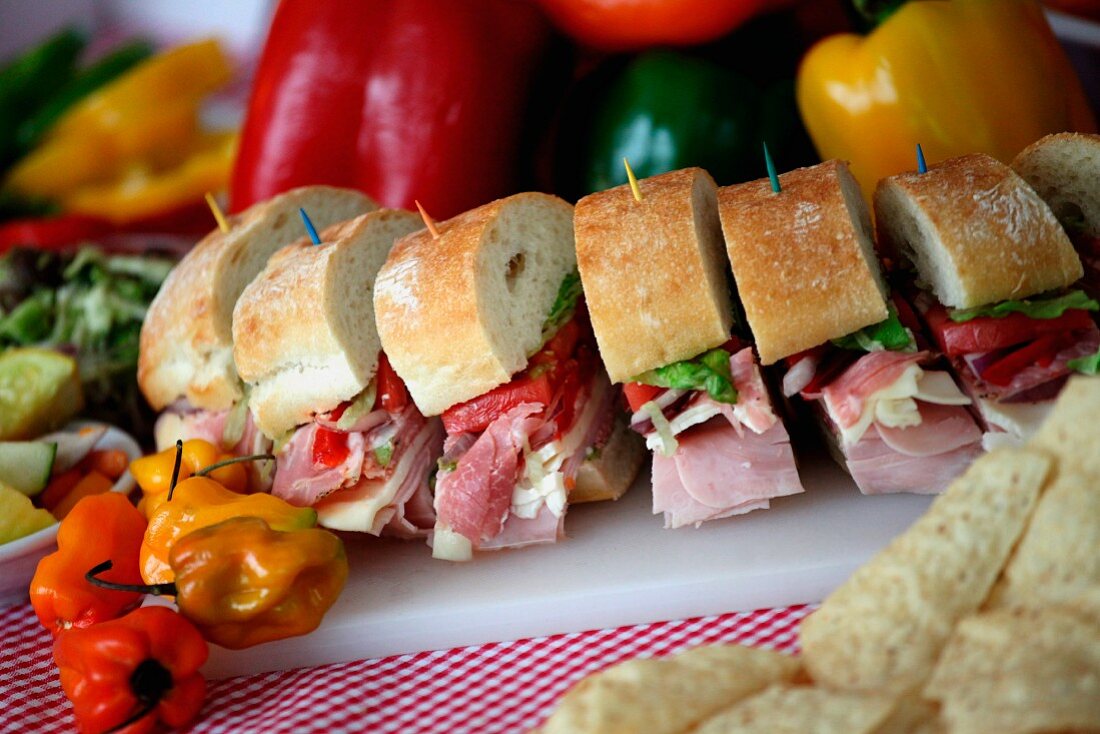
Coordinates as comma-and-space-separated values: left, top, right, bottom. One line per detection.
204, 192, 230, 234
416, 200, 441, 239
623, 158, 642, 203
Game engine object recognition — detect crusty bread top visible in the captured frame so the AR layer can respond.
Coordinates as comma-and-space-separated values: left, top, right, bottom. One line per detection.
1013, 132, 1100, 237
718, 160, 888, 365
574, 168, 733, 382
138, 186, 377, 411
374, 192, 576, 417
874, 154, 1082, 309
233, 209, 421, 437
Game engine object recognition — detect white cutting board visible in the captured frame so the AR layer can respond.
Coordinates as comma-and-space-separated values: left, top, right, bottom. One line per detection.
203, 450, 933, 679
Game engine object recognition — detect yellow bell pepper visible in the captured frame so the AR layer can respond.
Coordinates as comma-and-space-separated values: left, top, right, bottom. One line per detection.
140, 476, 317, 586
130, 438, 249, 514
796, 0, 1097, 201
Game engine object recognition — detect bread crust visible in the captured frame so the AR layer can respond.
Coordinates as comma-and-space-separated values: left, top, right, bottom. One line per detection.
374, 192, 575, 416
575, 168, 734, 383
874, 154, 1082, 309
1013, 132, 1100, 237
233, 209, 421, 436
719, 160, 888, 365
138, 186, 376, 411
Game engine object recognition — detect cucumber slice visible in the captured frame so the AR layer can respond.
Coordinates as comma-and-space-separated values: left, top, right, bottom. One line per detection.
0, 441, 57, 496
0, 348, 84, 440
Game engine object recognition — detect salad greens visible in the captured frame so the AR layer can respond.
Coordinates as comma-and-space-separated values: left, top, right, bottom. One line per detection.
540, 270, 582, 343
831, 305, 914, 353
0, 246, 173, 438
1068, 348, 1100, 376
948, 289, 1098, 323
634, 348, 738, 405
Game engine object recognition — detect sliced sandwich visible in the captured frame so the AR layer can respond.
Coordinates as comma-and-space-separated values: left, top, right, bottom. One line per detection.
1013, 132, 1100, 296
574, 167, 803, 528
875, 153, 1099, 448
374, 192, 644, 561
139, 186, 376, 486
232, 209, 442, 538
721, 160, 983, 495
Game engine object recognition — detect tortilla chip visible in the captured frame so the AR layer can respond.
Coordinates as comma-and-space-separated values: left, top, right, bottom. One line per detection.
985, 470, 1100, 625
1029, 375, 1100, 479
924, 606, 1100, 734
692, 685, 899, 734
540, 644, 800, 734
800, 449, 1049, 693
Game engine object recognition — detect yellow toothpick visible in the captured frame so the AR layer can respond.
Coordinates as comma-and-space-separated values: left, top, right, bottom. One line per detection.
623, 157, 642, 203
416, 200, 441, 239
205, 192, 230, 234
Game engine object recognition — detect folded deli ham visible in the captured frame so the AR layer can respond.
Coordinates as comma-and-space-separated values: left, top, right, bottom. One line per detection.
788, 347, 983, 495
431, 370, 617, 561
636, 347, 804, 528
270, 401, 443, 539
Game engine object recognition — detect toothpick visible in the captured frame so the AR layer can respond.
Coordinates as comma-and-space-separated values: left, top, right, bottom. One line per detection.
764, 142, 781, 194
416, 200, 441, 239
623, 157, 642, 202
205, 192, 230, 234
299, 207, 322, 245
916, 143, 928, 174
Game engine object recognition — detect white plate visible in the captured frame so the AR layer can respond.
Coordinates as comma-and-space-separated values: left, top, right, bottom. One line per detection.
0, 423, 141, 607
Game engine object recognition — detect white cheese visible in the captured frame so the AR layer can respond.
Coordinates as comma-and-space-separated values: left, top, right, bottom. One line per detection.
833, 366, 971, 446
977, 397, 1052, 446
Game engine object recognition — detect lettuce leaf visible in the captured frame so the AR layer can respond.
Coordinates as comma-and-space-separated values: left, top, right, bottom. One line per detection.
541, 270, 582, 342
1068, 348, 1100, 376
831, 305, 914, 353
949, 289, 1099, 323
634, 348, 738, 404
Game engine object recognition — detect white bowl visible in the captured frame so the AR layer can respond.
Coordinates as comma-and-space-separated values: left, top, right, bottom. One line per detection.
0, 423, 141, 607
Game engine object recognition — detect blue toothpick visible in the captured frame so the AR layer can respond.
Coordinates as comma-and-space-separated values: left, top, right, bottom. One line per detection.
299, 207, 321, 245
916, 143, 928, 174
764, 142, 781, 194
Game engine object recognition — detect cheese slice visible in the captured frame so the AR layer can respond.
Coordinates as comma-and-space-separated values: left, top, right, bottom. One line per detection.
839, 367, 971, 446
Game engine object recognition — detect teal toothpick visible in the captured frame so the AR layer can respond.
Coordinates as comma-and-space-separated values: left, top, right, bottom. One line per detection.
916, 143, 927, 174
299, 207, 321, 245
764, 142, 781, 193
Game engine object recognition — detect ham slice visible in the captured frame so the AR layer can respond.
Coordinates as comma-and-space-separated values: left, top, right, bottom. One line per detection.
843, 423, 981, 495
651, 417, 803, 529
875, 402, 983, 457
433, 403, 544, 550
479, 505, 564, 550
272, 423, 366, 507
822, 351, 926, 430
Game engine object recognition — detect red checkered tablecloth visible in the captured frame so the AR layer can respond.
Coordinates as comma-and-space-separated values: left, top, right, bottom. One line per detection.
0, 601, 812, 733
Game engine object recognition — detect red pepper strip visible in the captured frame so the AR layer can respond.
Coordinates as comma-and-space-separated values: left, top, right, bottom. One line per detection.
53, 606, 207, 734
979, 333, 1072, 387
312, 426, 350, 469
927, 304, 1095, 356
377, 352, 408, 414
0, 213, 113, 253
30, 493, 147, 637
230, 0, 549, 219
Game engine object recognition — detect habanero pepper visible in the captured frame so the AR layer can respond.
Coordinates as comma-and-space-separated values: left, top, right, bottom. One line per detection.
230, 0, 549, 219
54, 606, 206, 734
90, 516, 348, 650
797, 0, 1097, 202
129, 438, 249, 508
140, 475, 316, 585
30, 492, 146, 636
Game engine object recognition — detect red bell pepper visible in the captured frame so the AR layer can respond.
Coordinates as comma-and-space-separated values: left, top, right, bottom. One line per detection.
53, 606, 207, 734
0, 214, 113, 252
231, 0, 550, 220
376, 352, 408, 414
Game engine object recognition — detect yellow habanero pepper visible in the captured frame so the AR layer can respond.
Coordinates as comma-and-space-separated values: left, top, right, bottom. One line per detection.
130, 439, 249, 512
796, 0, 1097, 202
140, 476, 317, 586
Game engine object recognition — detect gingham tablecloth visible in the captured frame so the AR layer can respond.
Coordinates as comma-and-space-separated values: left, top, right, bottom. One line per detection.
0, 601, 812, 733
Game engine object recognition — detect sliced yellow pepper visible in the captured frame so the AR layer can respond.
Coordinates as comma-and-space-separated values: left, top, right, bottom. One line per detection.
796, 0, 1097, 201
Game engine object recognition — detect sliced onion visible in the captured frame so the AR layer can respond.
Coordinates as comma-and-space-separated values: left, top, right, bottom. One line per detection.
42, 424, 108, 474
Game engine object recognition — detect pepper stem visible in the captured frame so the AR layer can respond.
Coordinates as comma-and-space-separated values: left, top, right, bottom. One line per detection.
105, 699, 158, 734
104, 658, 174, 733
195, 453, 276, 477
166, 439, 183, 502
85, 560, 177, 597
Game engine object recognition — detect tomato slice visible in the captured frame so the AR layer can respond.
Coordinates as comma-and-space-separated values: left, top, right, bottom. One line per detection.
927, 304, 1096, 355
978, 333, 1073, 387
312, 425, 350, 467
376, 352, 408, 413
442, 373, 555, 434
624, 382, 662, 413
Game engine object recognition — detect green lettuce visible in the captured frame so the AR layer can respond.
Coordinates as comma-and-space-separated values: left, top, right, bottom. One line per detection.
1068, 348, 1100, 376
634, 348, 738, 405
949, 290, 1098, 323
831, 306, 914, 353
541, 270, 582, 343
374, 442, 394, 468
